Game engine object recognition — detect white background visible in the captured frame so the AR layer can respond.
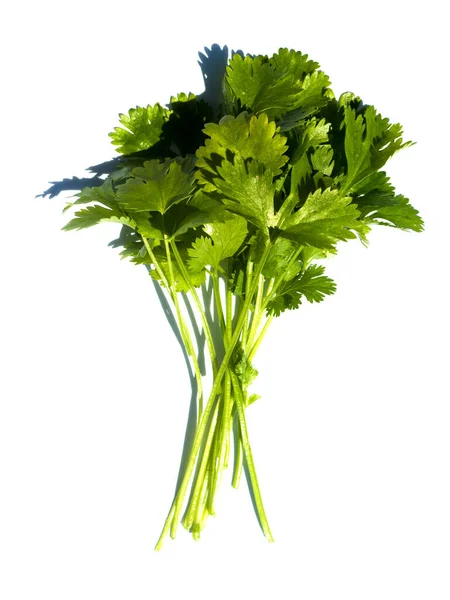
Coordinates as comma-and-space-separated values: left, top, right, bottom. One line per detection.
1, 1, 449, 598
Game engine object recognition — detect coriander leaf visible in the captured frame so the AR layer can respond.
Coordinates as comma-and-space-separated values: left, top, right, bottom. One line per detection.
351, 171, 423, 231
63, 204, 134, 231
189, 190, 229, 221
340, 93, 413, 193
234, 346, 258, 389
213, 157, 276, 232
162, 203, 215, 239
262, 238, 300, 280
109, 103, 169, 155
196, 112, 288, 189
62, 178, 118, 213
188, 216, 247, 271
117, 158, 195, 213
196, 112, 288, 232
286, 117, 333, 199
311, 144, 334, 177
267, 264, 336, 316
228, 255, 246, 297
225, 54, 273, 110
226, 49, 332, 120
290, 117, 331, 163
270, 47, 320, 80
280, 188, 369, 249
131, 213, 166, 239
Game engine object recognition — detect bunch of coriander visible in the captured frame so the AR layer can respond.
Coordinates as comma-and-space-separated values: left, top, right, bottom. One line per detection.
41, 45, 422, 549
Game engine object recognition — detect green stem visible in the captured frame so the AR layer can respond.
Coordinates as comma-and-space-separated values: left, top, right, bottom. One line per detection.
157, 241, 272, 548
170, 240, 218, 375
207, 369, 231, 512
241, 259, 254, 348
226, 269, 233, 345
162, 236, 202, 381
212, 269, 226, 338
187, 269, 228, 524
245, 273, 265, 352
231, 413, 243, 489
206, 264, 233, 506
223, 271, 234, 471
142, 236, 204, 416
248, 315, 274, 363
192, 467, 210, 540
230, 371, 274, 542
182, 399, 220, 532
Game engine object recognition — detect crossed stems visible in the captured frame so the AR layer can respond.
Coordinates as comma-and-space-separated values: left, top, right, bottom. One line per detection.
141, 236, 301, 550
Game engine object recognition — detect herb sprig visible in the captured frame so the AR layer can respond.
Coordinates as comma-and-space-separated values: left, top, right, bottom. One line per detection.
42, 45, 423, 549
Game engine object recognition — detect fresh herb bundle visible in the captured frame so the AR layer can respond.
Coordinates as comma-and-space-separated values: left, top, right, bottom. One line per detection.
42, 45, 423, 549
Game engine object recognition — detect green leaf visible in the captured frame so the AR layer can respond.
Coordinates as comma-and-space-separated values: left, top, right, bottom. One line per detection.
131, 213, 165, 240
196, 112, 288, 189
63, 204, 134, 231
62, 180, 137, 231
290, 118, 331, 163
160, 203, 215, 240
196, 113, 289, 232
267, 264, 336, 316
226, 49, 332, 120
62, 179, 117, 213
262, 238, 300, 280
340, 93, 413, 193
109, 103, 169, 155
280, 188, 369, 249
117, 158, 195, 213
311, 145, 334, 176
234, 346, 259, 389
188, 216, 248, 271
351, 171, 423, 232
213, 157, 277, 232
246, 393, 261, 407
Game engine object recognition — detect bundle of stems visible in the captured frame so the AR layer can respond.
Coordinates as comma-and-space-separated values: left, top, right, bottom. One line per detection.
149, 237, 287, 549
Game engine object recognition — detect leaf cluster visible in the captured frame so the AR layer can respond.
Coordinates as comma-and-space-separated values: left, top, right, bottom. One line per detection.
48, 46, 422, 315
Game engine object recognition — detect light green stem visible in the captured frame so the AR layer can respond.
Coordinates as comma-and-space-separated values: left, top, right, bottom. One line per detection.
207, 369, 231, 512
212, 270, 226, 337
241, 259, 254, 347
156, 242, 272, 548
248, 315, 274, 363
142, 236, 203, 412
170, 241, 218, 375
231, 415, 243, 489
230, 371, 274, 542
182, 399, 220, 531
245, 273, 265, 352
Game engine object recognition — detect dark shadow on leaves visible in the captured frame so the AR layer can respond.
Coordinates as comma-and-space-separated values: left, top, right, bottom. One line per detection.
38, 44, 231, 200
